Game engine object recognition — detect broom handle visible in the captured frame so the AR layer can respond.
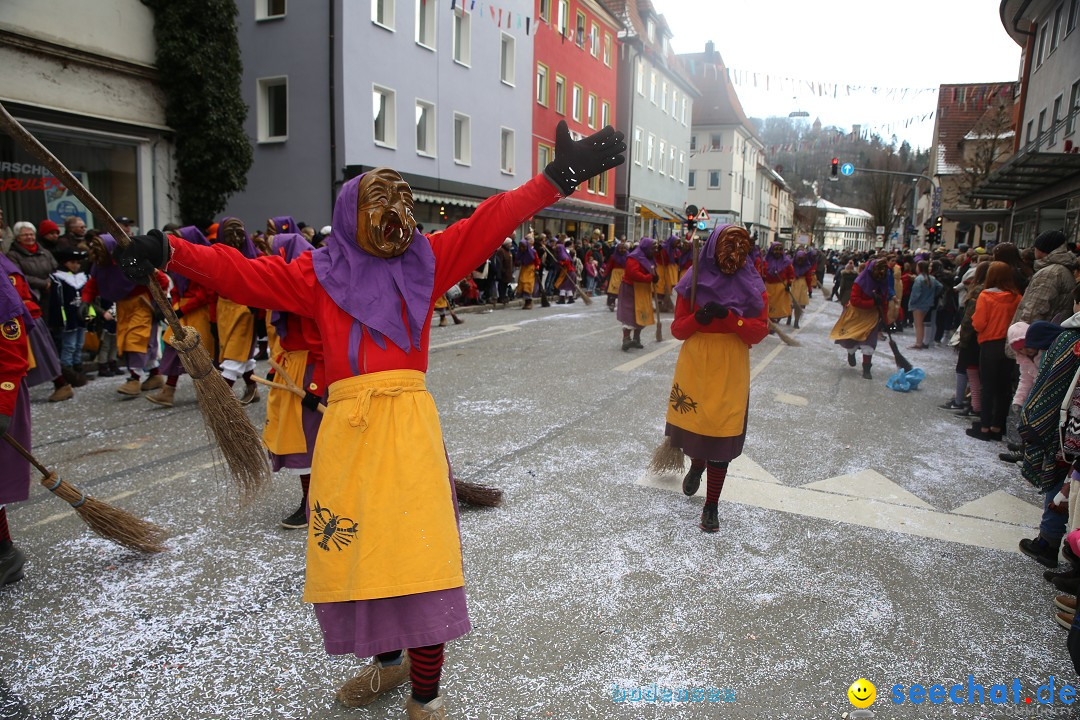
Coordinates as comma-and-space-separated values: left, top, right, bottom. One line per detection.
0, 102, 187, 341
689, 233, 700, 308
2, 432, 50, 478
540, 245, 589, 300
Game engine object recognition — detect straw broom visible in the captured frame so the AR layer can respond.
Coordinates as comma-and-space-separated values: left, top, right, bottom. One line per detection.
255, 360, 503, 507
768, 320, 802, 347
0, 102, 270, 505
540, 245, 592, 305
3, 434, 168, 553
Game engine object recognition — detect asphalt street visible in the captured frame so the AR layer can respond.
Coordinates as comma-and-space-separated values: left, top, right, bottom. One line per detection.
1, 287, 1074, 720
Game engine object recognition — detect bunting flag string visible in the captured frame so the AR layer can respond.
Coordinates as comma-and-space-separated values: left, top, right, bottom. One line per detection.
720, 66, 941, 100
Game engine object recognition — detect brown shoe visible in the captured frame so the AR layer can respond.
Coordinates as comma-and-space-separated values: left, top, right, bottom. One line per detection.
438, 315, 448, 327
239, 383, 259, 405
336, 655, 411, 707
146, 385, 176, 408
117, 378, 142, 396
404, 695, 447, 719
47, 384, 74, 402
1056, 595, 1078, 613
140, 374, 165, 391
1055, 611, 1075, 630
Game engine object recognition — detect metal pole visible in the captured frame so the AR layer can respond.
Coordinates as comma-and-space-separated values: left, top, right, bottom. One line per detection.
908, 178, 918, 249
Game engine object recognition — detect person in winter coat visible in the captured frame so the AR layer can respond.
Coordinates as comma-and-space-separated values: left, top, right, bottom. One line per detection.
970, 261, 1022, 440
1014, 229, 1076, 325
907, 261, 942, 349
47, 248, 90, 384
6, 221, 57, 322
831, 260, 857, 304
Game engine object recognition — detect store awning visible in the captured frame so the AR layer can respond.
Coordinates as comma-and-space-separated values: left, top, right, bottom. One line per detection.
941, 208, 1012, 223
968, 151, 1080, 201
413, 191, 481, 209
660, 208, 684, 222
535, 197, 626, 223
637, 202, 667, 220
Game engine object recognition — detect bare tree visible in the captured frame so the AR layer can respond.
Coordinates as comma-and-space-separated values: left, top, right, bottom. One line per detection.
955, 99, 1014, 209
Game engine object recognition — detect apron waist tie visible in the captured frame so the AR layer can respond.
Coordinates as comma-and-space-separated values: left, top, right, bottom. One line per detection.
347, 386, 425, 432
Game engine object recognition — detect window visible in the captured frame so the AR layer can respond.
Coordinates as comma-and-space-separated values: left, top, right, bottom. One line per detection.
416, 0, 435, 47
636, 59, 645, 95
590, 23, 599, 57
603, 34, 612, 66
633, 126, 643, 164
1038, 22, 1048, 66
646, 18, 655, 43
453, 113, 471, 164
661, 81, 668, 113
678, 152, 685, 183
453, 8, 471, 65
587, 93, 596, 128
586, 175, 597, 194
372, 85, 395, 146
649, 72, 657, 104
1038, 107, 1048, 140
575, 11, 586, 46
681, 97, 687, 125
554, 74, 566, 114
539, 0, 549, 22
500, 33, 515, 85
557, 0, 568, 35
1069, 0, 1078, 33
1068, 80, 1080, 135
500, 128, 514, 174
256, 0, 286, 20
669, 146, 676, 179
689, 134, 696, 151
372, 0, 394, 29
1051, 94, 1064, 145
601, 101, 610, 128
257, 76, 288, 141
598, 168, 608, 195
708, 170, 720, 189
710, 133, 722, 151
1052, 3, 1064, 51
537, 143, 552, 172
672, 90, 679, 119
536, 63, 549, 106
646, 133, 655, 169
415, 100, 435, 156
572, 84, 582, 122
1027, 119, 1035, 145
658, 139, 666, 175
688, 170, 696, 188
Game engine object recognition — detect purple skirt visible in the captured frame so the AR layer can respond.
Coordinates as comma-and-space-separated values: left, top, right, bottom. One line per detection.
313, 453, 471, 657
270, 363, 322, 472
0, 382, 32, 504
616, 282, 641, 327
25, 321, 61, 388
665, 405, 748, 463
126, 321, 159, 371
158, 344, 184, 377
559, 271, 577, 292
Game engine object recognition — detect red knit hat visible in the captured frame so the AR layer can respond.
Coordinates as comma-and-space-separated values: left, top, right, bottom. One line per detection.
38, 219, 60, 235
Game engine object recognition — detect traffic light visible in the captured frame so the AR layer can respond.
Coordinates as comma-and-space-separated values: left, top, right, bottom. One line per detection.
685, 204, 699, 225
831, 158, 839, 177
935, 215, 943, 235
927, 226, 938, 243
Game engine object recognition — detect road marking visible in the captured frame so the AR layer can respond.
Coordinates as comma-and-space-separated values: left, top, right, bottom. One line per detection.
802, 469, 934, 509
27, 460, 221, 529
952, 490, 1041, 526
614, 340, 680, 372
773, 392, 809, 407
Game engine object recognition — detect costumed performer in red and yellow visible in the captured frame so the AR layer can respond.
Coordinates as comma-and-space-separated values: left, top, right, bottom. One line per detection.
116, 120, 625, 720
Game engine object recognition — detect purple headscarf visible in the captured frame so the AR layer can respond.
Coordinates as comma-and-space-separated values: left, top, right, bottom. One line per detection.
628, 238, 657, 276
556, 242, 570, 262
610, 246, 628, 268
270, 233, 315, 339
311, 173, 435, 361
0, 253, 34, 327
674, 225, 765, 318
92, 234, 138, 302
792, 250, 811, 276
853, 259, 890, 299
270, 216, 299, 235
216, 217, 259, 259
515, 243, 537, 265
663, 235, 679, 259
171, 226, 210, 297
764, 242, 792, 277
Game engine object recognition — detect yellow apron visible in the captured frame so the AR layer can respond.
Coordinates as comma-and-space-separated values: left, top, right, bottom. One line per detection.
790, 277, 810, 307
654, 263, 673, 294
162, 305, 213, 356
433, 295, 448, 310
829, 304, 880, 343
216, 297, 255, 363
666, 333, 749, 438
665, 263, 679, 291
303, 370, 464, 603
27, 338, 36, 371
517, 265, 535, 295
631, 282, 655, 326
263, 348, 310, 456
606, 267, 624, 294
765, 281, 792, 319
115, 295, 153, 355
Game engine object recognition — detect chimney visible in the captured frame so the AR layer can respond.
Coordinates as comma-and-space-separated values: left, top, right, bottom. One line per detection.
705, 40, 715, 60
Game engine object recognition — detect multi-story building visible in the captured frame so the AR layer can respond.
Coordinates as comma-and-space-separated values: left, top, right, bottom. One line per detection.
230, 0, 533, 232
758, 165, 794, 247
530, 0, 622, 241
679, 42, 769, 239
0, 0, 177, 237
970, 0, 1080, 247
796, 198, 873, 252
602, 0, 696, 243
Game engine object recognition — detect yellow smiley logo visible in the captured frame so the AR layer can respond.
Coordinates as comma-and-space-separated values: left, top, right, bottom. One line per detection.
848, 678, 876, 708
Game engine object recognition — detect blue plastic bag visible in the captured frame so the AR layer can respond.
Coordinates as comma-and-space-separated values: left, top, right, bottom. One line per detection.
886, 368, 926, 392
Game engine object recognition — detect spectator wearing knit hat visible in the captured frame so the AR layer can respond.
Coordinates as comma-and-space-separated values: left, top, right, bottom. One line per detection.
37, 220, 61, 253
1014, 230, 1076, 326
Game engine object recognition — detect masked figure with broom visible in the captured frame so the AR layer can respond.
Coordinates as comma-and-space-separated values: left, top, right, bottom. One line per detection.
117, 120, 625, 720
618, 237, 658, 351
761, 242, 794, 324
514, 234, 539, 309
661, 225, 768, 533
0, 252, 32, 583
789, 249, 812, 327
212, 218, 263, 405
602, 241, 628, 312
829, 259, 891, 380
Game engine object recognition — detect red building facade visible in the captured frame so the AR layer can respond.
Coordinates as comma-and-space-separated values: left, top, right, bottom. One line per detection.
531, 0, 622, 239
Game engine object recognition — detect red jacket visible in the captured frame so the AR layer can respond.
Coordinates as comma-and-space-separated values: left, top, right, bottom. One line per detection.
622, 257, 654, 285
670, 292, 770, 346
761, 265, 795, 284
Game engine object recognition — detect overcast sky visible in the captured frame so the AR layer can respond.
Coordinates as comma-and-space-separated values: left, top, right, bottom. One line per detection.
662, 0, 1023, 149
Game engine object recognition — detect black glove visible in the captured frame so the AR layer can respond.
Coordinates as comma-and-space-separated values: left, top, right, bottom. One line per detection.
0, 413, 9, 437
784, 283, 792, 291
302, 391, 323, 412
695, 302, 729, 324
115, 229, 170, 285
174, 307, 184, 319
543, 120, 626, 196
651, 274, 659, 284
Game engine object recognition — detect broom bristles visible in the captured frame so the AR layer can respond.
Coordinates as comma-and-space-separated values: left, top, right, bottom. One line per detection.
44, 474, 168, 553
173, 328, 270, 505
768, 321, 801, 347
889, 338, 914, 372
649, 436, 686, 474
454, 480, 503, 507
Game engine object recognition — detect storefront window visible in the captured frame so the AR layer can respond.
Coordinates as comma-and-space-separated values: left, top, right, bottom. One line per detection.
0, 127, 138, 232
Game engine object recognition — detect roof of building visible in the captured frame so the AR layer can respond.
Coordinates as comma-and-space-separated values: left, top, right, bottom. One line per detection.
932, 82, 1016, 176
677, 43, 761, 142
799, 197, 871, 217
601, 0, 699, 95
